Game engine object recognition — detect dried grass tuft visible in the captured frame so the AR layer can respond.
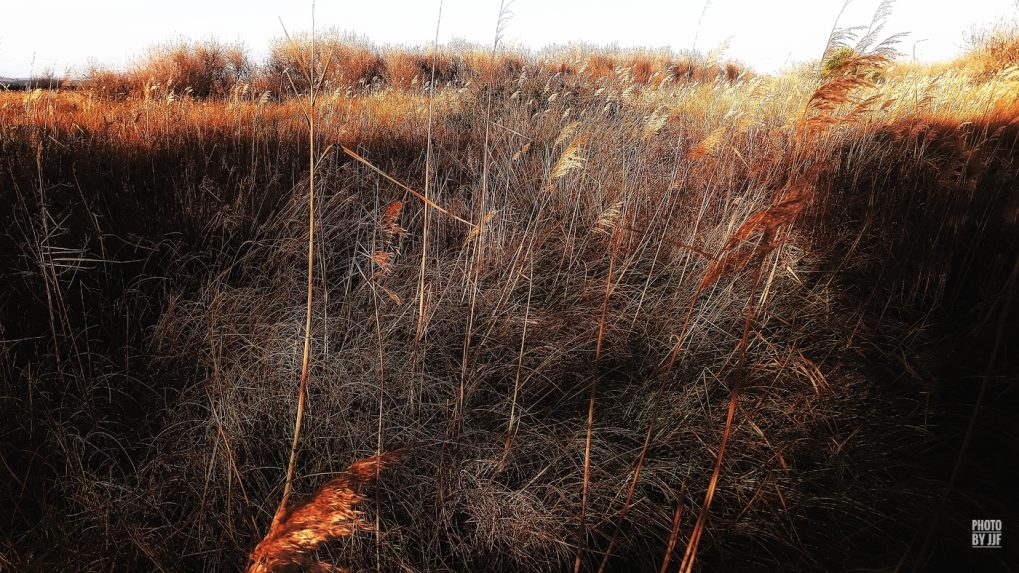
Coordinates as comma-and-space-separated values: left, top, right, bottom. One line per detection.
247, 452, 399, 573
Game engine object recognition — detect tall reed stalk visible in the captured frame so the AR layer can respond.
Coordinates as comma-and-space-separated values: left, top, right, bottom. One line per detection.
273, 0, 317, 529
411, 0, 444, 417
575, 224, 622, 573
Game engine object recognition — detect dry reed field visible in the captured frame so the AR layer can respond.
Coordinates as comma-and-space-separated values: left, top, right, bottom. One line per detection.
1, 9, 1018, 573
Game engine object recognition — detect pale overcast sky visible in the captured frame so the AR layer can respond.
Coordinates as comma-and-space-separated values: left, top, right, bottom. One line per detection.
1, 0, 1016, 77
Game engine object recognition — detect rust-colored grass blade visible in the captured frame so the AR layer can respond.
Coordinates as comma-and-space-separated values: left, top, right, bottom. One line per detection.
596, 421, 654, 573
658, 484, 687, 573
677, 392, 739, 573
574, 228, 622, 573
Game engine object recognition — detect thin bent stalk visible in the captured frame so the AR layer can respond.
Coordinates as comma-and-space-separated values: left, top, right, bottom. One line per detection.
596, 419, 653, 573
596, 277, 706, 570
340, 146, 474, 228
274, 1, 316, 528
574, 227, 621, 573
458, 0, 509, 445
678, 391, 739, 573
658, 484, 687, 573
503, 255, 533, 458
371, 229, 388, 571
412, 0, 444, 417
35, 142, 64, 379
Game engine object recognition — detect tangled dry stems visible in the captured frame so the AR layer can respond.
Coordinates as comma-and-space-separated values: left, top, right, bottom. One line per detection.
2, 29, 1018, 573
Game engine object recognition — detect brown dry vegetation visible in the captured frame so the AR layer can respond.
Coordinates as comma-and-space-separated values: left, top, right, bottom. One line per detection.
81, 35, 747, 100
2, 27, 1018, 573
89, 39, 253, 99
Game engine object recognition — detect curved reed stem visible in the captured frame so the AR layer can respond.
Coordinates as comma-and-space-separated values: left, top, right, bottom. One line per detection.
274, 1, 317, 527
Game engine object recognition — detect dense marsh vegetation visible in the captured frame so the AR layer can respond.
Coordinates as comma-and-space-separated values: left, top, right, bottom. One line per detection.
2, 17, 1018, 573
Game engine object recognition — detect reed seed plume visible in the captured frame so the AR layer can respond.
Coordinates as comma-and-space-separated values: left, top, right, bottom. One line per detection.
552, 136, 587, 180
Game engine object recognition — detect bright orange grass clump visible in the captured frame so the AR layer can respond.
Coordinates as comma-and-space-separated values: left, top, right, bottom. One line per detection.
246, 452, 399, 573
